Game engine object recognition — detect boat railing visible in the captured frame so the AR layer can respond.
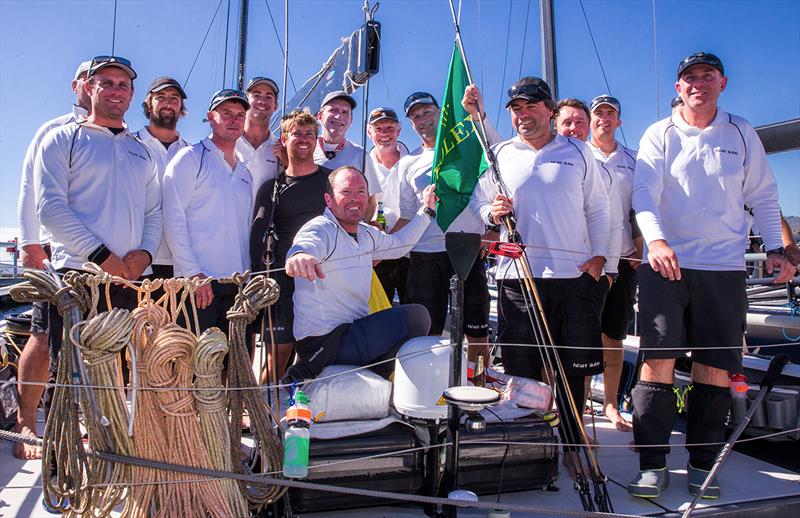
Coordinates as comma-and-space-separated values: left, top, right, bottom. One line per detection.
0, 239, 20, 279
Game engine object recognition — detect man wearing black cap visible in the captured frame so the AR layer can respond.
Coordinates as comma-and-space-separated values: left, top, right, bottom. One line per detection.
162, 89, 252, 335
588, 94, 639, 432
14, 59, 93, 459
394, 91, 493, 362
469, 76, 610, 478
365, 106, 410, 302
314, 91, 380, 216
237, 77, 281, 202
135, 76, 189, 280
629, 52, 793, 499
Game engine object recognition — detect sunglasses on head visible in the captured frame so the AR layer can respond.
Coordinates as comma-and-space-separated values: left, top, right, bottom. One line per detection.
507, 82, 550, 101
90, 55, 132, 69
404, 92, 435, 113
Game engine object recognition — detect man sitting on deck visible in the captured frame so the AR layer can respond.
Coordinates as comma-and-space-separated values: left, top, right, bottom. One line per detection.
281, 166, 437, 383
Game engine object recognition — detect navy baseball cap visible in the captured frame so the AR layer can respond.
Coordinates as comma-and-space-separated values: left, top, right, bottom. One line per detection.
146, 76, 187, 99
506, 76, 552, 107
88, 55, 137, 80
677, 52, 724, 78
208, 89, 250, 111
246, 76, 279, 95
403, 92, 439, 116
321, 90, 357, 110
590, 94, 621, 114
368, 107, 399, 124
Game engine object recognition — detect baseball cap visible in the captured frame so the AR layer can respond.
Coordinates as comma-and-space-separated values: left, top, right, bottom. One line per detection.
403, 92, 439, 116
676, 52, 724, 78
368, 107, 399, 125
146, 76, 187, 99
590, 94, 621, 114
671, 96, 684, 108
505, 76, 552, 108
208, 89, 250, 111
88, 55, 137, 80
246, 76, 279, 95
321, 90, 357, 110
74, 60, 92, 80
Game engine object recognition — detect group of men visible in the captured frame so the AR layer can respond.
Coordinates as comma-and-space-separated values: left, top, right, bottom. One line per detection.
12, 50, 796, 505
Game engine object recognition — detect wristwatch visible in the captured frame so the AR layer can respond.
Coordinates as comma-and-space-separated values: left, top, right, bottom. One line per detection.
423, 207, 436, 219
766, 246, 786, 258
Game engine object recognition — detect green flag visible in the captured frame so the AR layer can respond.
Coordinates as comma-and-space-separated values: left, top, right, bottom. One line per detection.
432, 43, 489, 232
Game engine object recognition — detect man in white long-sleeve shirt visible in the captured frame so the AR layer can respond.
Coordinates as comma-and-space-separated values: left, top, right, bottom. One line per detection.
628, 52, 793, 499
163, 89, 253, 336
237, 76, 281, 202
13, 59, 91, 459
135, 76, 189, 279
469, 77, 610, 477
395, 91, 497, 362
282, 167, 436, 383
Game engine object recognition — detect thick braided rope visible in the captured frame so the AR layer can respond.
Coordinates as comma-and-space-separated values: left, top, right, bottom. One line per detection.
225, 273, 286, 507
194, 328, 250, 517
148, 323, 232, 518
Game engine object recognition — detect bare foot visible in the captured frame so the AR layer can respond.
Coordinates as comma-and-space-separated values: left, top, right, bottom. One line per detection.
604, 404, 632, 432
13, 424, 42, 460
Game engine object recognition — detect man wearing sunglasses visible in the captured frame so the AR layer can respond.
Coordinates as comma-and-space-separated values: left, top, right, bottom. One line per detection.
314, 91, 381, 217
135, 76, 189, 281
237, 77, 281, 204
14, 59, 92, 460
629, 52, 793, 499
469, 76, 610, 480
162, 89, 252, 336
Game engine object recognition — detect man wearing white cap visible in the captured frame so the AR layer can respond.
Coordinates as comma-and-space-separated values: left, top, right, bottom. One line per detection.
237, 76, 281, 201
314, 91, 380, 216
13, 59, 93, 459
163, 89, 253, 336
135, 76, 189, 279
588, 94, 639, 432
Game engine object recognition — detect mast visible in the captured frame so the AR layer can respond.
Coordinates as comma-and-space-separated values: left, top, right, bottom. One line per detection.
236, 0, 249, 91
539, 0, 558, 98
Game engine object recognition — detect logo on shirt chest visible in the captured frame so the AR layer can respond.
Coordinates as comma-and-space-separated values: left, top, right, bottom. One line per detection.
548, 160, 575, 167
713, 147, 739, 156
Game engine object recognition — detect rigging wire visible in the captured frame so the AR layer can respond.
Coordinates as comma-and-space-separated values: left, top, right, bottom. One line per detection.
184, 0, 224, 88
652, 0, 661, 120
494, 0, 514, 127
518, 0, 532, 78
111, 0, 118, 55
265, 0, 298, 94
281, 0, 289, 118
577, 0, 627, 147
223, 0, 232, 88
477, 0, 484, 93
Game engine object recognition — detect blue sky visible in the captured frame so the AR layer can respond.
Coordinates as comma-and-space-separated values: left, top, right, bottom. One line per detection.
1, 0, 799, 242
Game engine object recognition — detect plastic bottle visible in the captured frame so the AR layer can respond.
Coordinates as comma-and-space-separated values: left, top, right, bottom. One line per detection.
729, 373, 749, 424
283, 391, 312, 478
376, 201, 386, 230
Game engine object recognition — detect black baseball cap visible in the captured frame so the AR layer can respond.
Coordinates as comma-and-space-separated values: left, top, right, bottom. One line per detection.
505, 76, 552, 108
403, 92, 438, 116
321, 90, 357, 110
590, 94, 621, 114
246, 76, 279, 95
147, 76, 187, 99
368, 107, 399, 124
88, 55, 137, 80
208, 89, 250, 111
676, 52, 724, 78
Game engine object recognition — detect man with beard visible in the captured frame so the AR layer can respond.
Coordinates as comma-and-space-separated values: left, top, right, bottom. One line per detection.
394, 91, 495, 362
237, 76, 281, 202
314, 91, 380, 216
250, 109, 331, 377
135, 76, 189, 279
469, 77, 609, 479
364, 107, 410, 302
14, 59, 92, 459
629, 52, 793, 498
162, 89, 253, 335
282, 167, 436, 382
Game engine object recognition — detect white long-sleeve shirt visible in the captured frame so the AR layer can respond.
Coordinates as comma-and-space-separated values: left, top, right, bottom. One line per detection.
590, 141, 637, 258
633, 109, 782, 271
593, 156, 624, 274
135, 127, 189, 266
236, 133, 279, 204
288, 207, 433, 340
18, 105, 87, 247
162, 138, 253, 278
35, 121, 161, 272
469, 134, 610, 279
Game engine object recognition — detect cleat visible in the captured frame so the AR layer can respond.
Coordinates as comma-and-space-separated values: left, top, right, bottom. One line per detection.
687, 463, 720, 499
628, 467, 669, 498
